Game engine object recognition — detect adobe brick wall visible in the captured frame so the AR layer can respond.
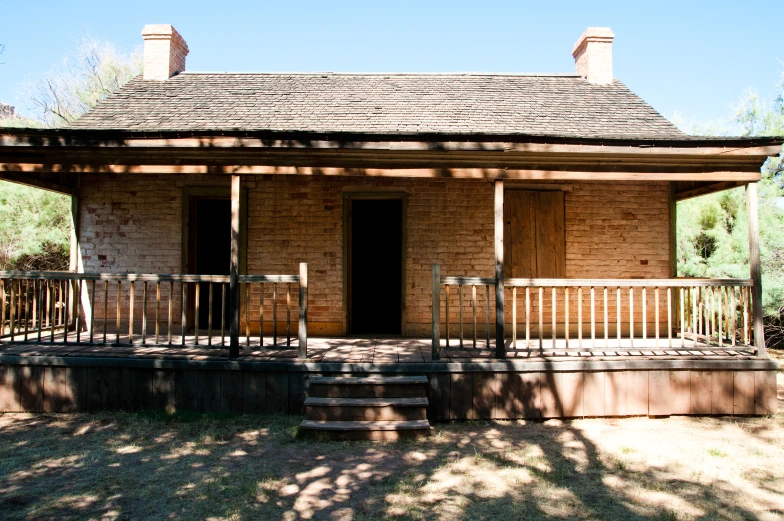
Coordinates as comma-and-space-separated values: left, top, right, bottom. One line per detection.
77, 174, 671, 337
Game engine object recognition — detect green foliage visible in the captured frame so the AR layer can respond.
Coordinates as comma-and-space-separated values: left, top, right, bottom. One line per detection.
0, 181, 70, 270
677, 72, 784, 342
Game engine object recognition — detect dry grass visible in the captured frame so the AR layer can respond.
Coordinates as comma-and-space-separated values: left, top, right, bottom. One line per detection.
0, 356, 782, 521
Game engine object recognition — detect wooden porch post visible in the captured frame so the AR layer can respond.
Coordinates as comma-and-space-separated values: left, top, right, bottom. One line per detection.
431, 263, 441, 360
298, 262, 308, 359
494, 180, 506, 358
68, 192, 80, 332
229, 174, 241, 358
746, 182, 766, 357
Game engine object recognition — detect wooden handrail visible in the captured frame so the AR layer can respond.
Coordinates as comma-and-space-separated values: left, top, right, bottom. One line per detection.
0, 271, 300, 284
506, 278, 753, 288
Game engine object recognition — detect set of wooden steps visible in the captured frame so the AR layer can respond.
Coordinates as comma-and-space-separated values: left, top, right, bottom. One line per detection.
298, 376, 432, 440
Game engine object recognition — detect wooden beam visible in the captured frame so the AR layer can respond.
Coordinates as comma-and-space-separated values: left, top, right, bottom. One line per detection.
0, 163, 765, 182
0, 172, 76, 195
494, 180, 505, 359
673, 181, 747, 201
746, 182, 766, 357
229, 175, 241, 359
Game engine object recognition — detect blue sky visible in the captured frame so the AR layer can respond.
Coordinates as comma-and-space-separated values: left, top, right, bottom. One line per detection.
1, 0, 781, 132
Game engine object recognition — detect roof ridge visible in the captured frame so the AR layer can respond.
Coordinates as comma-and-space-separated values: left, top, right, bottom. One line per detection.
177, 71, 583, 77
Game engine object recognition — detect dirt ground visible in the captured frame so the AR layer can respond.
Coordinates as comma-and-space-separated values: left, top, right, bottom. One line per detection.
1, 355, 783, 521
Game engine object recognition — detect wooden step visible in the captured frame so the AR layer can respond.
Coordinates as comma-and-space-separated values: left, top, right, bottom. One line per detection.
304, 397, 428, 421
307, 376, 428, 399
298, 419, 431, 441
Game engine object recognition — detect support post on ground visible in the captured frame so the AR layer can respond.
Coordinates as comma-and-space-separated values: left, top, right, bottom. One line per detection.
298, 262, 308, 360
432, 263, 441, 360
746, 182, 766, 357
494, 180, 506, 359
229, 174, 241, 358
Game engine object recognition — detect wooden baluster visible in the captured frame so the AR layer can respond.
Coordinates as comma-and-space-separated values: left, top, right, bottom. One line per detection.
538, 287, 544, 348
718, 286, 723, 347
641, 287, 646, 347
50, 281, 56, 342
116, 281, 121, 345
679, 287, 685, 348
473, 285, 479, 349
24, 279, 29, 341
194, 282, 200, 346
655, 287, 660, 348
629, 288, 634, 349
221, 283, 226, 346
128, 281, 135, 344
32, 280, 38, 333
744, 287, 750, 345
286, 283, 291, 347
525, 286, 531, 348
564, 287, 569, 348
168, 282, 173, 346
259, 283, 264, 348
181, 282, 187, 347
38, 280, 44, 341
155, 282, 161, 345
603, 287, 609, 348
272, 283, 277, 346
551, 287, 557, 349
617, 287, 621, 347
142, 281, 148, 345
723, 286, 730, 346
445, 285, 450, 348
62, 280, 69, 341
577, 287, 583, 348
458, 284, 464, 348
485, 284, 490, 348
89, 280, 95, 344
248, 282, 253, 346
731, 287, 737, 347
666, 287, 671, 348
102, 281, 108, 344
75, 279, 82, 344
208, 283, 213, 346
590, 286, 596, 349
692, 287, 699, 348
0, 280, 5, 337
45, 280, 50, 329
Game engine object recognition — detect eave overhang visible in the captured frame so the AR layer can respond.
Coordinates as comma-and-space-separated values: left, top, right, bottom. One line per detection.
0, 128, 781, 184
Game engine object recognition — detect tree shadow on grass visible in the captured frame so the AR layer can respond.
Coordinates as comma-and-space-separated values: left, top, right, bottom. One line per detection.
0, 412, 781, 520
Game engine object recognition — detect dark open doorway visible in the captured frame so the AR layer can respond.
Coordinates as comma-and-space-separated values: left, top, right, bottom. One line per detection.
347, 197, 405, 335
188, 197, 231, 330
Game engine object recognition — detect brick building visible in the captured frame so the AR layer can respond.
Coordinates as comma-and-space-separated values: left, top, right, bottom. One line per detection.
0, 25, 780, 423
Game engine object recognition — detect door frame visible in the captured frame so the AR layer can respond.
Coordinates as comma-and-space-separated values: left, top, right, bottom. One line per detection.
342, 192, 408, 337
181, 186, 248, 329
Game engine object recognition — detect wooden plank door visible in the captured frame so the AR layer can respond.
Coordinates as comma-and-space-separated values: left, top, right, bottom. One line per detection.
504, 190, 565, 278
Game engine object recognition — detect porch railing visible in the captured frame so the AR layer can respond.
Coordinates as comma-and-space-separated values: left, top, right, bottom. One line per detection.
0, 263, 308, 359
431, 264, 758, 359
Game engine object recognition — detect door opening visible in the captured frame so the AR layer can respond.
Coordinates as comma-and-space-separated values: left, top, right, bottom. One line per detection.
188, 197, 231, 330
347, 198, 404, 335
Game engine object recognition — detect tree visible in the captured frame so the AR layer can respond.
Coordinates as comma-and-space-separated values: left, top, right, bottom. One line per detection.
677, 72, 784, 347
24, 36, 141, 127
0, 36, 140, 270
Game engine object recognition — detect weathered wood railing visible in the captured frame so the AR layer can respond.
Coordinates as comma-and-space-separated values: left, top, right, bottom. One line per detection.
431, 264, 758, 359
506, 278, 756, 353
0, 263, 308, 358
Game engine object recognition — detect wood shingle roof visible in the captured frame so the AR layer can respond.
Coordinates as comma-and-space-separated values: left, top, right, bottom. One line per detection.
69, 72, 685, 138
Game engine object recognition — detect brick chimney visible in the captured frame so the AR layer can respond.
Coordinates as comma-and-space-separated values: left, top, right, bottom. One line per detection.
141, 24, 189, 81
572, 27, 614, 85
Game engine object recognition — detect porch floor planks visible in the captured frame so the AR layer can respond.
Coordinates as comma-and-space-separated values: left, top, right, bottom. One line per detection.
0, 335, 757, 364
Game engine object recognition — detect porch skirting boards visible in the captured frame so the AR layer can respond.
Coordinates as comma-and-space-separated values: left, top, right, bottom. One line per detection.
0, 356, 777, 419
